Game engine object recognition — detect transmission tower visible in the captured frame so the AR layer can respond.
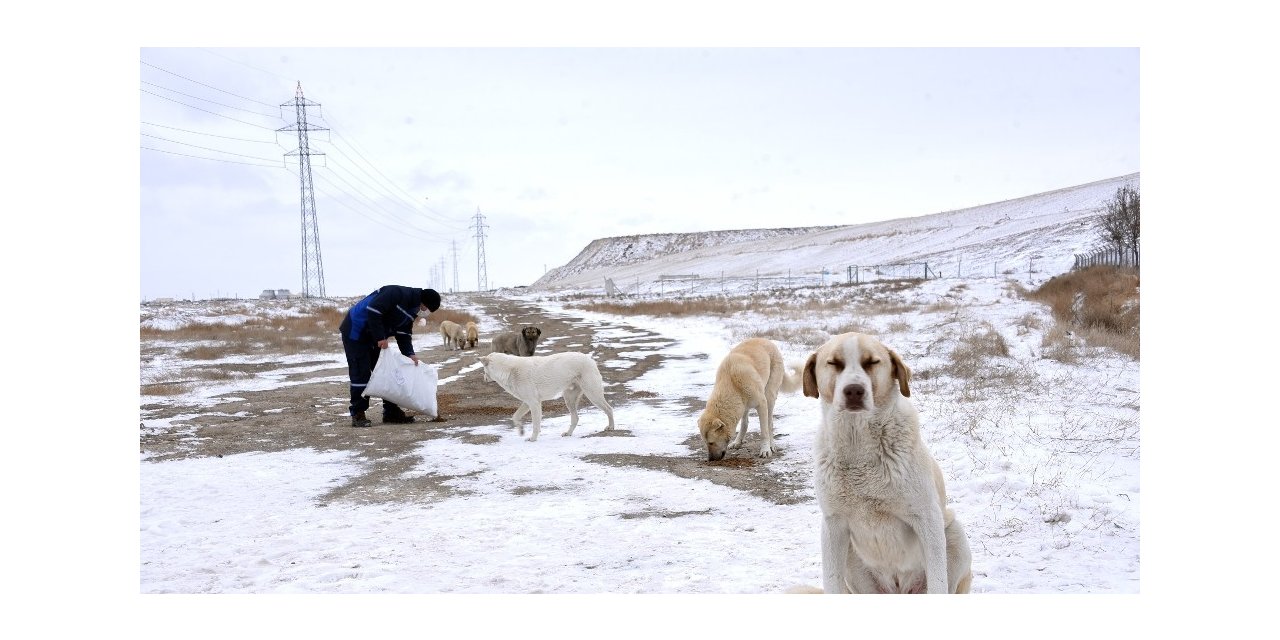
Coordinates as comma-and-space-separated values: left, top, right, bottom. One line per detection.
451, 240, 461, 292
472, 207, 489, 291
279, 82, 328, 298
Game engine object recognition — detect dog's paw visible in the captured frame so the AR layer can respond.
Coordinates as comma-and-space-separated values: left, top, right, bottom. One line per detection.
561, 430, 572, 437
758, 445, 775, 458
728, 439, 743, 450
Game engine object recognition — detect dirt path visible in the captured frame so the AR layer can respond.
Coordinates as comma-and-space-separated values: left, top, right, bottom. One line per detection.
139, 295, 812, 506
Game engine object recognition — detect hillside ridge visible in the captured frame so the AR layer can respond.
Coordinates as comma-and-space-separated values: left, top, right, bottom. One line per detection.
531, 172, 1139, 291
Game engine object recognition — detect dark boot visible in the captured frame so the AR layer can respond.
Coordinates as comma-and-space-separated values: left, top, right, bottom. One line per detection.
382, 407, 415, 424
351, 411, 372, 428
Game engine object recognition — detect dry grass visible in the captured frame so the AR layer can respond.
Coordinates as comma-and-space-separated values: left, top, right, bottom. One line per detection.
187, 367, 241, 381
143, 382, 191, 396
944, 322, 1011, 380
1013, 313, 1044, 335
179, 344, 233, 361
735, 325, 830, 348
861, 301, 918, 316
423, 308, 481, 328
824, 320, 875, 336
575, 297, 758, 317
1040, 325, 1080, 364
1025, 266, 1139, 359
1073, 325, 1140, 360
924, 301, 961, 314
142, 304, 479, 362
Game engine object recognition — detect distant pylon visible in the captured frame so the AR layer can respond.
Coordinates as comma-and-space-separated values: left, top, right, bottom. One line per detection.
472, 208, 489, 290
278, 82, 328, 298
451, 240, 461, 292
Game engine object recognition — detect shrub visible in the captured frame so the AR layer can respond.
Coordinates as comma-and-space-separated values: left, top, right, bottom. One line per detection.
423, 308, 481, 328
1026, 266, 1138, 358
950, 323, 1009, 370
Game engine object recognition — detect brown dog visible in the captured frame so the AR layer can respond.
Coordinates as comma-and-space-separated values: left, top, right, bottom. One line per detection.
464, 322, 479, 349
490, 325, 542, 357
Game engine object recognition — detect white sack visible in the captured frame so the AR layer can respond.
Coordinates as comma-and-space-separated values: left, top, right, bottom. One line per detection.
362, 350, 438, 418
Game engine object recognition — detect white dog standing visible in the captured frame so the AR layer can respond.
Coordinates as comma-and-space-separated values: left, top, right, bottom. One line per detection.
803, 332, 972, 594
480, 352, 616, 441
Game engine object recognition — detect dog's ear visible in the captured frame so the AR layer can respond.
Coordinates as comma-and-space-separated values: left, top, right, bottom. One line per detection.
802, 352, 820, 399
888, 347, 911, 398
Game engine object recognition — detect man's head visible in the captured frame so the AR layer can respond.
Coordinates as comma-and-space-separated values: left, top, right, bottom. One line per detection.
421, 288, 442, 314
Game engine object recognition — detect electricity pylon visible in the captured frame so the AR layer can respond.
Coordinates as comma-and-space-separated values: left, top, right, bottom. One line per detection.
279, 82, 327, 297
472, 208, 489, 291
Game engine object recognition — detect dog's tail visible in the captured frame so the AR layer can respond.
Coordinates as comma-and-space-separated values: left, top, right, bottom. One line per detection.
780, 359, 806, 394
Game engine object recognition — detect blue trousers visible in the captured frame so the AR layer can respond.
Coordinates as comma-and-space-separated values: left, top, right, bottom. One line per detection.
342, 337, 404, 417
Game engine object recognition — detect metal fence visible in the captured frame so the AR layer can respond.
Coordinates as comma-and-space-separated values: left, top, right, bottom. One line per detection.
1073, 247, 1139, 270
846, 263, 937, 284
601, 259, 1070, 298
606, 264, 939, 297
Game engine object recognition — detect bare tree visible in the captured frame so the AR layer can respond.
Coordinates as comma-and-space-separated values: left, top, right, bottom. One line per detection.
1097, 184, 1140, 262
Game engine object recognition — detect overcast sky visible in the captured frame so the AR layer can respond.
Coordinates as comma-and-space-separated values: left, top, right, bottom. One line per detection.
139, 46, 1137, 300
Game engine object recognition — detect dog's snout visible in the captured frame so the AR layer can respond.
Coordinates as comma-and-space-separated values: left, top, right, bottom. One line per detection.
707, 446, 727, 461
842, 383, 866, 410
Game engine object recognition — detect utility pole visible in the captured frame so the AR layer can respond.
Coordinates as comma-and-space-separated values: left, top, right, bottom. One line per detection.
279, 82, 327, 298
472, 207, 489, 291
451, 240, 460, 292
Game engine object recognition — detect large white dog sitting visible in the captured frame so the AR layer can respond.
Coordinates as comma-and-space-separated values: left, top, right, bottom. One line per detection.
480, 351, 616, 441
802, 332, 972, 594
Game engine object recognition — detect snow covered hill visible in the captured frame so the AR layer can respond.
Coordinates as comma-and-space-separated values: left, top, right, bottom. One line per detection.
531, 172, 1140, 293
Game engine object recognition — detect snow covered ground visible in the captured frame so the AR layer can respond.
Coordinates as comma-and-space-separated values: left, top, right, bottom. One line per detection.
130, 173, 1152, 634
135, 272, 1141, 633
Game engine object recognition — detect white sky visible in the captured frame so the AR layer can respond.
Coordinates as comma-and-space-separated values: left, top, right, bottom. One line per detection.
138, 44, 1136, 299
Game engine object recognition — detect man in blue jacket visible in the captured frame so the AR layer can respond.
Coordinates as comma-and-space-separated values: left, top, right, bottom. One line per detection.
339, 285, 442, 427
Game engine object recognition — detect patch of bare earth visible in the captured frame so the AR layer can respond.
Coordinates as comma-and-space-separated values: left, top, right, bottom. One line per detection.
140, 295, 813, 508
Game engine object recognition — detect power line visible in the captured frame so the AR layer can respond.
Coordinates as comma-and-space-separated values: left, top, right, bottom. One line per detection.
141, 89, 282, 130
317, 163, 447, 237
141, 121, 280, 144
141, 59, 282, 109
320, 112, 471, 230
174, 51, 469, 232
141, 80, 282, 119
142, 146, 283, 168
141, 132, 283, 162
142, 55, 476, 256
